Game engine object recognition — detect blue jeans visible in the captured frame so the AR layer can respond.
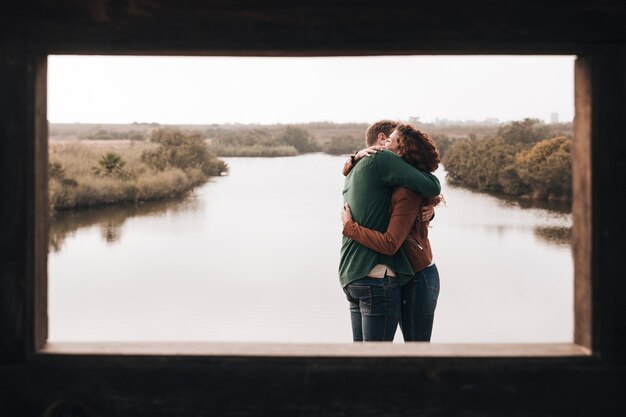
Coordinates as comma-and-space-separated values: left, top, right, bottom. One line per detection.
343, 275, 400, 342
400, 263, 440, 342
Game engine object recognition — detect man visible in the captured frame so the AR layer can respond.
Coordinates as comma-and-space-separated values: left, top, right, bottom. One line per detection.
339, 120, 440, 342
343, 122, 436, 223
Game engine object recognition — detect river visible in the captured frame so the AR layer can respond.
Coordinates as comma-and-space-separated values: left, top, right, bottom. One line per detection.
48, 153, 573, 343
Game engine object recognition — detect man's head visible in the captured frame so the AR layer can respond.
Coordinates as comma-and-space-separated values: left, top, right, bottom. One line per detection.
365, 120, 399, 146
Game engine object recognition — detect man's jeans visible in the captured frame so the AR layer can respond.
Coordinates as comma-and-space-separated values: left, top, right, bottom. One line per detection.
343, 275, 400, 342
400, 263, 440, 342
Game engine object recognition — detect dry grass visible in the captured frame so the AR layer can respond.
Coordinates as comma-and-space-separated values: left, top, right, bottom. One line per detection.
48, 140, 206, 210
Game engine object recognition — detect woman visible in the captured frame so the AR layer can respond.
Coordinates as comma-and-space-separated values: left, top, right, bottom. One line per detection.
342, 124, 442, 341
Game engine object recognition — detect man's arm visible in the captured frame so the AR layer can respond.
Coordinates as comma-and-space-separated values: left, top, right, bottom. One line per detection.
342, 189, 420, 255
376, 150, 441, 197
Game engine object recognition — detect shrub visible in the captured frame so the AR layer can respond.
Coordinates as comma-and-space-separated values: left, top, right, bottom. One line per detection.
276, 126, 320, 153
208, 144, 298, 157
515, 136, 572, 200
443, 130, 572, 202
207, 126, 318, 156
93, 152, 127, 177
212, 128, 273, 148
143, 128, 228, 179
49, 162, 66, 181
443, 137, 517, 192
497, 118, 552, 146
321, 135, 362, 155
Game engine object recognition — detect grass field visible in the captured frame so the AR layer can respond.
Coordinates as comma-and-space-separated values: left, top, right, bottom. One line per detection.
49, 140, 223, 210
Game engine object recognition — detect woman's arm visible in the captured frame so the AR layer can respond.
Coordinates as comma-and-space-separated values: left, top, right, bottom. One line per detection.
342, 146, 385, 176
342, 188, 421, 255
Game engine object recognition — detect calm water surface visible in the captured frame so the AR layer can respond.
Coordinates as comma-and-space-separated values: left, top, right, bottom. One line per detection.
49, 154, 573, 343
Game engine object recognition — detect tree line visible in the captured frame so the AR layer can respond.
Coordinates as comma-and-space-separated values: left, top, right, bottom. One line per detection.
206, 125, 367, 157
50, 120, 572, 204
206, 126, 317, 156
441, 118, 572, 202
67, 125, 367, 157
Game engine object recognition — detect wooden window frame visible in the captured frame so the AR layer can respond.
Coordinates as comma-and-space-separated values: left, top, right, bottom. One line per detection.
2, 3, 625, 414
33, 52, 590, 359
22, 51, 603, 404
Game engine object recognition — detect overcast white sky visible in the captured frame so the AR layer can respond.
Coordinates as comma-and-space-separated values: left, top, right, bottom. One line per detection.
48, 55, 575, 125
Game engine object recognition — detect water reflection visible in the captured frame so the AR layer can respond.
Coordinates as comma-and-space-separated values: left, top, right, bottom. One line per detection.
445, 182, 572, 214
49, 195, 201, 252
51, 179, 573, 252
468, 224, 572, 246
102, 220, 122, 243
443, 183, 572, 246
534, 226, 572, 245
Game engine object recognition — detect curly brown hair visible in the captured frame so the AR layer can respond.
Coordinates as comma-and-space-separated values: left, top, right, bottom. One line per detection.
395, 124, 443, 207
396, 124, 440, 173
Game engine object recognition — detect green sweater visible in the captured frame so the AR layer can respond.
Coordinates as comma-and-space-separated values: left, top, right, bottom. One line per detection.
339, 150, 441, 287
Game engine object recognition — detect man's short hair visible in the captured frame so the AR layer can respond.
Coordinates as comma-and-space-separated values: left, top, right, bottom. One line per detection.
365, 120, 399, 146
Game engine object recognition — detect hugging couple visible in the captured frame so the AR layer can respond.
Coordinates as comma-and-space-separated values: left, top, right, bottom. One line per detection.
339, 120, 443, 342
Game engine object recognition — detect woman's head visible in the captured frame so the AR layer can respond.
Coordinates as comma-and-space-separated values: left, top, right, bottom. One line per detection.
386, 124, 440, 172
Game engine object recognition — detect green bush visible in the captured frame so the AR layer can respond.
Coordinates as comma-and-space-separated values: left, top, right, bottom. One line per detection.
143, 128, 228, 180
212, 128, 274, 148
93, 152, 127, 177
207, 125, 318, 156
497, 118, 552, 146
321, 135, 362, 155
516, 136, 572, 200
444, 137, 518, 192
276, 125, 320, 153
49, 161, 66, 181
442, 124, 572, 202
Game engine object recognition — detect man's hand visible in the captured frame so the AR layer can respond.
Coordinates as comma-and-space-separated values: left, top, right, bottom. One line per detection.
421, 205, 435, 222
342, 202, 353, 227
354, 145, 384, 161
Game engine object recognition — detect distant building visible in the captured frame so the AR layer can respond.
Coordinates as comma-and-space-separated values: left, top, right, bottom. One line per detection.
431, 117, 500, 126
550, 112, 559, 123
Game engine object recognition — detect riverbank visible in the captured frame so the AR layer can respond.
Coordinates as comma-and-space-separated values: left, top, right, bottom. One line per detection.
49, 129, 227, 210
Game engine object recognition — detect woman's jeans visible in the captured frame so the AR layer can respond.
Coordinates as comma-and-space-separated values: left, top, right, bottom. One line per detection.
343, 275, 400, 342
400, 264, 440, 342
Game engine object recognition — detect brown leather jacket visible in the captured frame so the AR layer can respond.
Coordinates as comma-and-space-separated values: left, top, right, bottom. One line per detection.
342, 187, 433, 273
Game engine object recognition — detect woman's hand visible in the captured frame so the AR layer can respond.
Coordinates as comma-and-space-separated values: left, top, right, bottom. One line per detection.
342, 202, 353, 226
354, 145, 384, 161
